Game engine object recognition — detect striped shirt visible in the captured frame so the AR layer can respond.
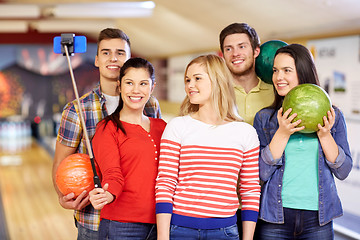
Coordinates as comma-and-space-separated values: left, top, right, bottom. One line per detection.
56, 84, 161, 231
155, 115, 260, 229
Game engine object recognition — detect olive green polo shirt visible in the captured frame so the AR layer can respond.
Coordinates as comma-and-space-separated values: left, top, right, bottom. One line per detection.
234, 78, 275, 125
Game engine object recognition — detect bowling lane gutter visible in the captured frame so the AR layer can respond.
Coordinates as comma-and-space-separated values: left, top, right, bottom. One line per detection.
0, 186, 10, 240
0, 137, 53, 240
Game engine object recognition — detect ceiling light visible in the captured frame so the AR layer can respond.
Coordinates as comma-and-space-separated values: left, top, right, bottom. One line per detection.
0, 20, 28, 32
32, 20, 117, 33
51, 1, 155, 18
0, 4, 40, 18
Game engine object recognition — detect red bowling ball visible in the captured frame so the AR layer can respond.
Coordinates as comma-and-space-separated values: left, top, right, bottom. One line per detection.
56, 153, 94, 198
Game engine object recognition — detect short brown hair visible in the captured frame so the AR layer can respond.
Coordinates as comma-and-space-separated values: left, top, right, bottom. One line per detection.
97, 28, 131, 54
219, 23, 260, 53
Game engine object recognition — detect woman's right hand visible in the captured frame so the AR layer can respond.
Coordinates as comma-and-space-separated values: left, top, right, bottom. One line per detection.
269, 107, 305, 160
89, 183, 111, 210
277, 107, 305, 136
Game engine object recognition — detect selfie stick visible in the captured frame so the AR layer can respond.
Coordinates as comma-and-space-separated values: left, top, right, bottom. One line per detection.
60, 34, 101, 188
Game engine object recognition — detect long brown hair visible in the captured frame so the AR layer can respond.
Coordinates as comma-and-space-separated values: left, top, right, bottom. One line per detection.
269, 44, 320, 119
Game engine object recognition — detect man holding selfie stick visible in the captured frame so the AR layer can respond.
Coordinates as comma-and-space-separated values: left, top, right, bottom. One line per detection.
52, 28, 161, 239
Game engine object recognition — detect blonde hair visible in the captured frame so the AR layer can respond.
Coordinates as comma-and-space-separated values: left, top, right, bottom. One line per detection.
180, 54, 243, 123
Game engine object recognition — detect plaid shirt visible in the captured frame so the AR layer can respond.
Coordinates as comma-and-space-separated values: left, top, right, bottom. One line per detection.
56, 84, 161, 231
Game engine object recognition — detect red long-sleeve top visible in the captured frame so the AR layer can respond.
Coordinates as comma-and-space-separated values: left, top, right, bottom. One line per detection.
92, 118, 166, 223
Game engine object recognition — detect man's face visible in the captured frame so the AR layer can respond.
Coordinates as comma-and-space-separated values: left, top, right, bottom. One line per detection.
222, 33, 259, 77
95, 38, 130, 82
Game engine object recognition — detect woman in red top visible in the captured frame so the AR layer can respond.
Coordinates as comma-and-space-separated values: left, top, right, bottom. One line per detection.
89, 57, 166, 240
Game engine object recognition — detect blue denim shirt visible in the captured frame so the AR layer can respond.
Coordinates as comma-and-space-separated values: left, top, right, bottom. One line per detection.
253, 106, 352, 226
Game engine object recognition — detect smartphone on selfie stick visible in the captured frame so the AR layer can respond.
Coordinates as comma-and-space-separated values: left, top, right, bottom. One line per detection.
53, 34, 101, 188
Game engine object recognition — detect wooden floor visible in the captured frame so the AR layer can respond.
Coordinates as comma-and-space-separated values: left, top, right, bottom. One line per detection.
0, 139, 77, 240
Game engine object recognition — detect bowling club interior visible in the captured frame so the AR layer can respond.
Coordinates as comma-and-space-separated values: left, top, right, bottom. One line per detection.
0, 0, 360, 239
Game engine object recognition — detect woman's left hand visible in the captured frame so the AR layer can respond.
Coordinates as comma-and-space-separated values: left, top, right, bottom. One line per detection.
317, 107, 335, 138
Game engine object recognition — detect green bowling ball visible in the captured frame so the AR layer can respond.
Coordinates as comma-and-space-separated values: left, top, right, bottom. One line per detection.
255, 40, 288, 84
282, 84, 332, 133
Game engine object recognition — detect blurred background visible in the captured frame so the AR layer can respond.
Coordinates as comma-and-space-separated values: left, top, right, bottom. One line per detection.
0, 0, 359, 239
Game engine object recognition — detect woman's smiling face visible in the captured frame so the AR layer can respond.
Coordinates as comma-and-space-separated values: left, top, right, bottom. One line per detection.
120, 67, 154, 111
184, 63, 213, 107
272, 53, 299, 96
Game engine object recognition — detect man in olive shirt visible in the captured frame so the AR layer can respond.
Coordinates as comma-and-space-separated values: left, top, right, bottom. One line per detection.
219, 23, 275, 239
220, 23, 274, 125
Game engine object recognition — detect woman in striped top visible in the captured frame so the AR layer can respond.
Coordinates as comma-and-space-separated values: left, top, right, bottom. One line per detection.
155, 54, 261, 240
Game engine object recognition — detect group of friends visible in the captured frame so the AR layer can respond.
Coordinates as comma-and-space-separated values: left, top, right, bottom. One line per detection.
51, 23, 353, 240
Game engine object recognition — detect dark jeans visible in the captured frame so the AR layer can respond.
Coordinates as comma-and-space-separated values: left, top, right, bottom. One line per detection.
99, 219, 157, 240
76, 219, 99, 240
170, 224, 239, 240
256, 208, 334, 240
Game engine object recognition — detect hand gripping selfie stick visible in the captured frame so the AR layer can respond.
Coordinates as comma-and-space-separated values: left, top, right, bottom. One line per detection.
55, 33, 101, 188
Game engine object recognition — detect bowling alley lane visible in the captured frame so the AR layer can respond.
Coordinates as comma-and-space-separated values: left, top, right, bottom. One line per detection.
0, 133, 76, 239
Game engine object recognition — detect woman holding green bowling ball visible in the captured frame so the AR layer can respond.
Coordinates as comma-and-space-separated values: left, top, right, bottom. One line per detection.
253, 44, 352, 239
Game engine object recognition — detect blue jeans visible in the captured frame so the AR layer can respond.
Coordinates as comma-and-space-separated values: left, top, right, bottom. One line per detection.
76, 219, 99, 240
99, 219, 157, 240
170, 224, 239, 240
257, 208, 334, 240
